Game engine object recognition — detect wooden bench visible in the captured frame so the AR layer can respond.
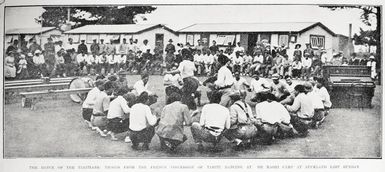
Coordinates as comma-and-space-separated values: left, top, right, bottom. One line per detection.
20, 88, 92, 110
5, 77, 75, 87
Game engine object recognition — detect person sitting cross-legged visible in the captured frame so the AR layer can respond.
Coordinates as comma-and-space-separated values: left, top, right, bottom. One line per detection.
254, 93, 294, 144
156, 92, 192, 152
128, 91, 158, 150
284, 85, 314, 137
190, 91, 231, 152
224, 91, 258, 150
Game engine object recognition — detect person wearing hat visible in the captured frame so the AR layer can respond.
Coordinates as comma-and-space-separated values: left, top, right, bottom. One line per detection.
249, 72, 270, 102
4, 52, 17, 80
156, 92, 192, 152
232, 71, 250, 92
77, 40, 88, 55
82, 78, 105, 129
165, 39, 176, 55
44, 37, 56, 76
271, 74, 291, 101
254, 92, 293, 144
90, 39, 100, 56
367, 53, 377, 80
214, 54, 235, 107
284, 84, 314, 136
293, 44, 302, 62
224, 91, 257, 150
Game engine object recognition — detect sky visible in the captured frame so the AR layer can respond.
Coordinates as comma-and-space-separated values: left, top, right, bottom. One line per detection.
5, 5, 377, 36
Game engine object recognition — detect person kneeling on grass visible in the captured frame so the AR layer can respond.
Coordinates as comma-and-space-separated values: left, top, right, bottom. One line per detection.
106, 87, 131, 141
224, 90, 258, 150
284, 85, 314, 137
156, 92, 192, 152
190, 91, 231, 152
128, 92, 158, 150
82, 79, 105, 129
91, 80, 115, 137
314, 77, 332, 117
254, 93, 294, 145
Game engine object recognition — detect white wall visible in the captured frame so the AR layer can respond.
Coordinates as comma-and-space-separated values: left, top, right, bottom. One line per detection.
133, 27, 179, 51
178, 33, 187, 44
297, 25, 334, 58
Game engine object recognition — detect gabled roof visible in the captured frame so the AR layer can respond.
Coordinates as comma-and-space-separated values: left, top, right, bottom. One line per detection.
64, 24, 176, 34
6, 27, 58, 35
178, 22, 336, 36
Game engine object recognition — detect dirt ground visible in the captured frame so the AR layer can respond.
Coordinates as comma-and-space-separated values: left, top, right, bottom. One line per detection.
3, 75, 382, 158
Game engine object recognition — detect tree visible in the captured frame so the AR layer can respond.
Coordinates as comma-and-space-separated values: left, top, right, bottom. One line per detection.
320, 5, 381, 72
35, 6, 156, 29
353, 28, 378, 52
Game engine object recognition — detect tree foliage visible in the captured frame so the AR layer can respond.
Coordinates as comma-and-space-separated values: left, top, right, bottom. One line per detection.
353, 28, 378, 46
35, 6, 156, 28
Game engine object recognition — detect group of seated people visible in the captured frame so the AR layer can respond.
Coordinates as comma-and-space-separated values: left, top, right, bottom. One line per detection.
80, 54, 332, 153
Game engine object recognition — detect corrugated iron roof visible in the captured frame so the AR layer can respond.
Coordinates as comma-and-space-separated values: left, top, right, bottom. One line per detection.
178, 22, 320, 33
64, 24, 163, 34
6, 27, 57, 34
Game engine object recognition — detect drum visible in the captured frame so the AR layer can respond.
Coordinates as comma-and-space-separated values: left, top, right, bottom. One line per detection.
68, 77, 94, 103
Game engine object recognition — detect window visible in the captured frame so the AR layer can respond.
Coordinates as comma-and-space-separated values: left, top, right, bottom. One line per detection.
200, 33, 210, 47
86, 34, 99, 44
69, 35, 80, 43
186, 34, 194, 46
278, 34, 289, 47
310, 35, 325, 49
216, 35, 235, 46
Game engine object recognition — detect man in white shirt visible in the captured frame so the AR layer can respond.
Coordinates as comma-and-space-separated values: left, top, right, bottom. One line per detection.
250, 50, 264, 75
76, 52, 87, 72
232, 71, 250, 91
284, 84, 314, 136
165, 49, 199, 110
140, 39, 152, 54
107, 87, 131, 140
194, 50, 204, 75
128, 92, 158, 150
133, 73, 151, 96
82, 80, 104, 128
302, 53, 312, 80
231, 51, 244, 73
214, 54, 235, 107
254, 93, 294, 144
204, 50, 215, 75
92, 80, 114, 137
233, 42, 245, 54
314, 77, 332, 116
304, 82, 325, 128
190, 91, 231, 151
249, 73, 271, 102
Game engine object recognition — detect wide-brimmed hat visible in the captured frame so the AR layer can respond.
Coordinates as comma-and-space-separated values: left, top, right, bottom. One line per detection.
168, 39, 173, 42
295, 44, 301, 48
369, 56, 375, 59
34, 50, 41, 54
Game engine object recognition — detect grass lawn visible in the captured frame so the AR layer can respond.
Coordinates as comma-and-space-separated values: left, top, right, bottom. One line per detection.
3, 75, 382, 158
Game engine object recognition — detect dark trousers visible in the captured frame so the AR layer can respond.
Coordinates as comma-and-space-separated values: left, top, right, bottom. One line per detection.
107, 117, 130, 134
181, 77, 199, 110
159, 135, 187, 149
290, 116, 312, 134
82, 108, 93, 121
129, 127, 155, 146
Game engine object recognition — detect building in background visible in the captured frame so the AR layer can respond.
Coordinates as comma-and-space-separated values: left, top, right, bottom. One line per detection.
5, 27, 63, 49
178, 22, 353, 58
63, 24, 178, 53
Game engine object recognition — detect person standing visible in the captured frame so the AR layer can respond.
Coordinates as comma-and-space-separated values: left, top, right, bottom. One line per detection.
214, 54, 235, 107
128, 92, 158, 150
190, 91, 231, 151
156, 92, 192, 152
209, 40, 219, 54
77, 40, 88, 55
98, 39, 107, 55
367, 54, 377, 80
302, 53, 312, 80
90, 39, 100, 56
165, 49, 199, 110
32, 50, 46, 77
303, 43, 314, 59
29, 39, 42, 56
293, 44, 302, 62
43, 38, 56, 76
4, 52, 17, 80
6, 39, 19, 55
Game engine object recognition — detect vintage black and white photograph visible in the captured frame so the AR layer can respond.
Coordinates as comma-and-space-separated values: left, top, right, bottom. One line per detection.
2, 1, 382, 161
